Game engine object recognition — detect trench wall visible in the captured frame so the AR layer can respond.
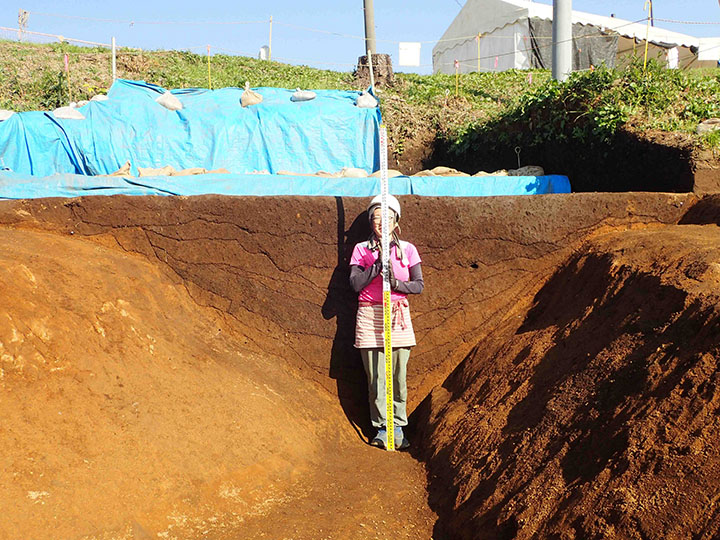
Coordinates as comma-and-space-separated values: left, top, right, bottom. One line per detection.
0, 193, 696, 429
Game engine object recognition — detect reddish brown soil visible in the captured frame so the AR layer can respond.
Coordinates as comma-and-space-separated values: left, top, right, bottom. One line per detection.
1, 192, 718, 539
414, 225, 720, 540
0, 225, 434, 539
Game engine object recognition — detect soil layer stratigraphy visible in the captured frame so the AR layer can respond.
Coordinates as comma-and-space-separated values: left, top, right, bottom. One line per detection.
1, 192, 718, 539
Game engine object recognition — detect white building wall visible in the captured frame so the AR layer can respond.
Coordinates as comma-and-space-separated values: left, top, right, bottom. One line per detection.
433, 22, 531, 74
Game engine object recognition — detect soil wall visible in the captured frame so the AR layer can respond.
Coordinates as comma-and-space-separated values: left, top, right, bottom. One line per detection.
0, 193, 695, 433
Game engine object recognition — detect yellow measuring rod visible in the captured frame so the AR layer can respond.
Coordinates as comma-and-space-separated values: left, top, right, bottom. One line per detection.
378, 124, 395, 452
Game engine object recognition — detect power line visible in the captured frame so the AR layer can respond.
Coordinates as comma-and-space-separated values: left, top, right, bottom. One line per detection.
24, 11, 268, 26
654, 18, 720, 26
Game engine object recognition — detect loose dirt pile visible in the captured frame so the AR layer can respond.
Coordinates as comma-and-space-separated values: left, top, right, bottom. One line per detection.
1, 192, 718, 538
415, 225, 720, 539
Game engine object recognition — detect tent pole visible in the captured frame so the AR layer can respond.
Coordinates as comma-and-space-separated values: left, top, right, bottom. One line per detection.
552, 0, 572, 81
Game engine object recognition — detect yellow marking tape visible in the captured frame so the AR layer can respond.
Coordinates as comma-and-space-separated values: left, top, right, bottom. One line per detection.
379, 124, 395, 452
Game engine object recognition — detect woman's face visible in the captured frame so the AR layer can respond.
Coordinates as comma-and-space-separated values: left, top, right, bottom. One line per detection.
371, 207, 396, 238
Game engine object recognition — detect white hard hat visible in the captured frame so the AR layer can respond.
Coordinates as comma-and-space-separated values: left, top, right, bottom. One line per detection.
367, 194, 401, 220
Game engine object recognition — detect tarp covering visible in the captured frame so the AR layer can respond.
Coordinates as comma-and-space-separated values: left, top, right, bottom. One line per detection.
0, 171, 570, 199
528, 18, 618, 70
0, 77, 572, 199
0, 80, 381, 177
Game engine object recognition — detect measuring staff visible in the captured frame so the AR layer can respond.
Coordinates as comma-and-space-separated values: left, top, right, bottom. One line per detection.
349, 193, 425, 451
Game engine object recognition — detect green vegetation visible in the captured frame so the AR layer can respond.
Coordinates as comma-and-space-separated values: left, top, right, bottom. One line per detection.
441, 58, 720, 159
1, 39, 718, 156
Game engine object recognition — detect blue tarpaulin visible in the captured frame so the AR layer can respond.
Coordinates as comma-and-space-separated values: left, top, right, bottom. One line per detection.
0, 171, 570, 199
0, 80, 381, 177
0, 79, 571, 199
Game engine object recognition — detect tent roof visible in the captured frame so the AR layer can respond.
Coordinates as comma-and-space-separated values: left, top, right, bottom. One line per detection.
434, 0, 707, 56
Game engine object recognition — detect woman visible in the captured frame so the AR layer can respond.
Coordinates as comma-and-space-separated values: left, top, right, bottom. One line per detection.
349, 194, 424, 450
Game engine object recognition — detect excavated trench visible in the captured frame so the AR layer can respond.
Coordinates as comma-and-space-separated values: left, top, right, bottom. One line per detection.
2, 192, 720, 539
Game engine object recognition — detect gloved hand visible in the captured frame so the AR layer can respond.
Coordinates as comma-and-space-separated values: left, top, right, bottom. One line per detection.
388, 263, 398, 290
374, 247, 397, 289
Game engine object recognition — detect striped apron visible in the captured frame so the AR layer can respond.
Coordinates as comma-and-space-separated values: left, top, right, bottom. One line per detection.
354, 298, 416, 349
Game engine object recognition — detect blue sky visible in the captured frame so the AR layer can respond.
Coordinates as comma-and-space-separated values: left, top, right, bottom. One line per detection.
1, 1, 719, 74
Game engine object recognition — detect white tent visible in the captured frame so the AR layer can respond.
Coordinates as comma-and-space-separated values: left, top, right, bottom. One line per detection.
433, 0, 720, 74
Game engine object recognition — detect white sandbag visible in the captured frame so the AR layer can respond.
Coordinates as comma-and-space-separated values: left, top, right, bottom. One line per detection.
241, 82, 263, 107
53, 106, 86, 120
697, 118, 720, 135
370, 169, 404, 178
138, 165, 176, 177
91, 94, 109, 102
356, 91, 378, 108
418, 168, 470, 177
103, 160, 132, 177
291, 88, 316, 102
156, 91, 183, 111
0, 110, 15, 121
170, 167, 207, 176
431, 166, 460, 176
508, 165, 545, 176
315, 171, 342, 178
75, 100, 89, 107
339, 167, 368, 178
474, 169, 508, 176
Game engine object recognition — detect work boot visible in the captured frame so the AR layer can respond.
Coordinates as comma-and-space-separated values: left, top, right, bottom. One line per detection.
394, 426, 410, 450
371, 427, 387, 449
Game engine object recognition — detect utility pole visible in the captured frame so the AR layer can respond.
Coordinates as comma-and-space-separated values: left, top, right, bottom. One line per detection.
552, 0, 572, 81
363, 0, 376, 55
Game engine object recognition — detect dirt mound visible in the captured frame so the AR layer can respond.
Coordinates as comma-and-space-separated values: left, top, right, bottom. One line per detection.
0, 192, 714, 538
0, 226, 434, 538
414, 224, 720, 539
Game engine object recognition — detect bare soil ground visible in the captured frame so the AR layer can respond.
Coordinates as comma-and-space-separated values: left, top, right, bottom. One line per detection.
1, 192, 719, 539
0, 225, 435, 540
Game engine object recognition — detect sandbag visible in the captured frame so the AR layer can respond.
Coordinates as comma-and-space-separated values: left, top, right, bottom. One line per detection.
339, 167, 368, 178
138, 165, 176, 177
474, 169, 508, 176
241, 82, 263, 108
370, 169, 404, 178
508, 165, 545, 176
91, 94, 109, 102
155, 91, 183, 111
103, 160, 131, 177
697, 118, 720, 135
171, 167, 207, 176
431, 166, 469, 176
53, 106, 86, 120
0, 110, 14, 121
415, 166, 472, 177
291, 88, 316, 102
356, 91, 378, 108
315, 171, 342, 178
